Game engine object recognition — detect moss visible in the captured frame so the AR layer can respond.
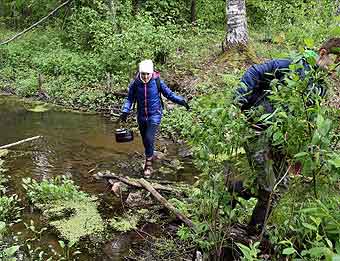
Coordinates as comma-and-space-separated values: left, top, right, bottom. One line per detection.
109, 215, 139, 232
45, 198, 104, 244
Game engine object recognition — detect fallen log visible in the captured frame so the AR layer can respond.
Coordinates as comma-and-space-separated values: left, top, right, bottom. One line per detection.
95, 171, 182, 193
96, 172, 261, 244
0, 136, 43, 149
139, 178, 194, 228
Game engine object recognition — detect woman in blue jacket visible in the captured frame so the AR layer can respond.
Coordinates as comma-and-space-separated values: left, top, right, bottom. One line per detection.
120, 60, 189, 177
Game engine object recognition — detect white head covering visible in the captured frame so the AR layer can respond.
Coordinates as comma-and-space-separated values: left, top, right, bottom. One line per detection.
139, 59, 154, 74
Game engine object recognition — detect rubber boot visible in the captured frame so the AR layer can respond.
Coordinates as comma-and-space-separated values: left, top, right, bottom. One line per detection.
248, 190, 271, 235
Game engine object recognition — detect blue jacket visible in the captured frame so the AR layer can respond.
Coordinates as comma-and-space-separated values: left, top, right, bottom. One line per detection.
122, 72, 186, 124
235, 59, 291, 111
235, 59, 326, 112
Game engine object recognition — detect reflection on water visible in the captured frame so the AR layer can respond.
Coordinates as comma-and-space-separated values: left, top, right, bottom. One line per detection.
0, 95, 145, 192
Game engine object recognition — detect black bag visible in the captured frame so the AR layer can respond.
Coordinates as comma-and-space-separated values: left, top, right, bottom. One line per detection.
115, 128, 134, 143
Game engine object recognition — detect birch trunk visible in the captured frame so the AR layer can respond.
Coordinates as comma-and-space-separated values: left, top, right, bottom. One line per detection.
225, 0, 248, 48
336, 0, 340, 16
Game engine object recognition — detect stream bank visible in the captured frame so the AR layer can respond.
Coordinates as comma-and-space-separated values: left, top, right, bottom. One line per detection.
0, 94, 197, 260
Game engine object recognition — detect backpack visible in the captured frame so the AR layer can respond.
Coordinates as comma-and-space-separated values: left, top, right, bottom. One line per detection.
132, 74, 164, 110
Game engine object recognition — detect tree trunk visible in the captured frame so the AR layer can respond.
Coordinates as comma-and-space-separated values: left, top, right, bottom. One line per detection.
336, 0, 340, 16
191, 0, 197, 24
132, 0, 140, 15
224, 0, 248, 49
108, 0, 117, 26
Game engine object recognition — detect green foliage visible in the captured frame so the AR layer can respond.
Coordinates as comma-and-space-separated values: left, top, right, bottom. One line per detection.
165, 48, 339, 256
271, 191, 340, 260
247, 0, 337, 47
0, 245, 20, 261
65, 6, 113, 51
196, 0, 225, 28
143, 0, 189, 25
236, 241, 261, 261
22, 175, 87, 206
163, 79, 251, 172
260, 54, 340, 187
0, 195, 21, 224
0, 0, 62, 27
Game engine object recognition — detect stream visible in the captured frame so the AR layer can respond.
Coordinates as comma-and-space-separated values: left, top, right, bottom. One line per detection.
0, 94, 196, 260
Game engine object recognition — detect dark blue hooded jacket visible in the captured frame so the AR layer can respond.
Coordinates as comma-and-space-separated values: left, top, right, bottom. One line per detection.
122, 72, 186, 124
235, 59, 326, 112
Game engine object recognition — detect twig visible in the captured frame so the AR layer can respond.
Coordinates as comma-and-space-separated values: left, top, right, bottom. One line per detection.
0, 136, 42, 149
0, 0, 71, 46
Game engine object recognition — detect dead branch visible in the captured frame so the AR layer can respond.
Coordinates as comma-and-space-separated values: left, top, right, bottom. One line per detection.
0, 136, 43, 149
95, 172, 181, 193
0, 0, 71, 46
97, 172, 261, 243
139, 178, 195, 228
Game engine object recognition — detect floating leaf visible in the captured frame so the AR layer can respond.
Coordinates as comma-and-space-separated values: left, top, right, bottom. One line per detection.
26, 104, 50, 113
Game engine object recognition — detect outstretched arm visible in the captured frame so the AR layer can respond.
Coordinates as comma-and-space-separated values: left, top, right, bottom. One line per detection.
159, 80, 186, 106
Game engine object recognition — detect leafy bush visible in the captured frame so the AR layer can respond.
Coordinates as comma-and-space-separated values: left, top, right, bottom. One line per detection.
65, 7, 113, 51
247, 0, 337, 47
164, 49, 340, 256
0, 195, 21, 223
143, 0, 189, 25
22, 176, 87, 206
270, 191, 340, 260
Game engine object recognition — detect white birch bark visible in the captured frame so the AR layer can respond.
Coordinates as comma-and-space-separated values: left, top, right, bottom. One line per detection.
225, 0, 248, 48
336, 0, 340, 16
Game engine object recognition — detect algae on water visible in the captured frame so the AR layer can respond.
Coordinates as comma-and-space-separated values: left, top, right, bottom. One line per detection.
47, 198, 104, 244
25, 104, 51, 113
109, 214, 139, 232
23, 176, 104, 244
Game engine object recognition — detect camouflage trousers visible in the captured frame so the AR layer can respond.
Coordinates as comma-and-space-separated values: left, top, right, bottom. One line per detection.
244, 133, 290, 229
244, 133, 289, 194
